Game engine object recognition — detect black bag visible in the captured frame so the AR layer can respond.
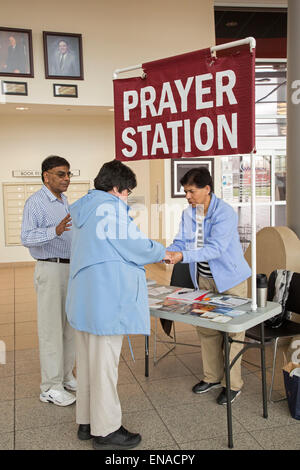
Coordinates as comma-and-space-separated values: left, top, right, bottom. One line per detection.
283, 363, 300, 420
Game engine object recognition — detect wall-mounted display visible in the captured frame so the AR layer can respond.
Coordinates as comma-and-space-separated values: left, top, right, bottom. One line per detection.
0, 27, 34, 77
53, 83, 78, 97
171, 158, 214, 198
43, 31, 83, 80
1, 80, 28, 95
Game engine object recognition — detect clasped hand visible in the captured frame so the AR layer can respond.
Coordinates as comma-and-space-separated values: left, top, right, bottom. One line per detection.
163, 251, 183, 264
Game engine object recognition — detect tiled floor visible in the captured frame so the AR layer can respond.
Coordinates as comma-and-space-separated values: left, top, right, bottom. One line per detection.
0, 263, 300, 450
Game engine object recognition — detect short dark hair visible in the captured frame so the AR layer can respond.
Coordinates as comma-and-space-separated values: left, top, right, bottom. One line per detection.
41, 155, 70, 182
94, 160, 137, 193
180, 167, 214, 194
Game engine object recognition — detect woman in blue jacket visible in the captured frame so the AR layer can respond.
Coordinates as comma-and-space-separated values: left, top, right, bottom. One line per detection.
165, 167, 251, 406
66, 160, 165, 450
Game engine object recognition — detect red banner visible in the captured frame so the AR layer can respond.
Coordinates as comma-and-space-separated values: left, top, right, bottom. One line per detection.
113, 46, 255, 161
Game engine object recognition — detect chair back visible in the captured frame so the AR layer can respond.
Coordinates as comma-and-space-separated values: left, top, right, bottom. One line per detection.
267, 270, 300, 315
170, 262, 194, 288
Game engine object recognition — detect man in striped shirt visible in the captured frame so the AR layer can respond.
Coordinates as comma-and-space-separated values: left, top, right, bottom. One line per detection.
21, 155, 76, 407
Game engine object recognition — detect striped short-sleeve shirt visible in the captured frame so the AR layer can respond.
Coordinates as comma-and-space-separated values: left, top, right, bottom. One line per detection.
196, 218, 213, 279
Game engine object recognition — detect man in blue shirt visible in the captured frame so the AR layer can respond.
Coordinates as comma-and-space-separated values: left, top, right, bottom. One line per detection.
21, 155, 76, 407
165, 167, 251, 405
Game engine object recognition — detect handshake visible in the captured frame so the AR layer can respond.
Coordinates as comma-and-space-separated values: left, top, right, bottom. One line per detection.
162, 251, 183, 265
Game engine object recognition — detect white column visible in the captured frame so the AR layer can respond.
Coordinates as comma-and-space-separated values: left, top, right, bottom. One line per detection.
287, 0, 300, 238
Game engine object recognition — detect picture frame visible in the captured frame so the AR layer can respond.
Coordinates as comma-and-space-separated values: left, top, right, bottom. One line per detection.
43, 31, 84, 80
171, 157, 215, 198
0, 27, 34, 77
1, 80, 28, 96
53, 83, 78, 98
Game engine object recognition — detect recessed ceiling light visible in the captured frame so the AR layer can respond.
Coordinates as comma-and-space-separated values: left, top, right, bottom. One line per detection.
16, 107, 29, 111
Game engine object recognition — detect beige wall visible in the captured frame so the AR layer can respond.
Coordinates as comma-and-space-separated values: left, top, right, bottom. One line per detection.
1, 0, 215, 107
0, 113, 151, 261
0, 0, 215, 262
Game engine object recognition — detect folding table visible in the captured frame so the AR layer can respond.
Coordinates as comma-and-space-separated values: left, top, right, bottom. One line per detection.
144, 288, 281, 448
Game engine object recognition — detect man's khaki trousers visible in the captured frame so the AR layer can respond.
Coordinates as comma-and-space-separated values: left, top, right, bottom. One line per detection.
196, 277, 248, 391
34, 261, 75, 393
75, 331, 123, 437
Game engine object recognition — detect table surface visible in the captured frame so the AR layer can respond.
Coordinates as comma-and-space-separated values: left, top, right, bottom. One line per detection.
148, 284, 282, 333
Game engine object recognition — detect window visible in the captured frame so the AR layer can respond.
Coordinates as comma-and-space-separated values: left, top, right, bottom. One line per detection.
221, 152, 286, 251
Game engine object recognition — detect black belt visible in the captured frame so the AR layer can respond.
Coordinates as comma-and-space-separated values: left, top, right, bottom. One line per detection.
38, 258, 70, 264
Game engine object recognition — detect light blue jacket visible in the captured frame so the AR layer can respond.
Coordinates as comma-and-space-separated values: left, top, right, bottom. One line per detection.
66, 190, 165, 336
167, 193, 251, 293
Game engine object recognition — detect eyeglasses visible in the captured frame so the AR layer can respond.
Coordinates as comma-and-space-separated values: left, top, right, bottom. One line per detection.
47, 170, 73, 179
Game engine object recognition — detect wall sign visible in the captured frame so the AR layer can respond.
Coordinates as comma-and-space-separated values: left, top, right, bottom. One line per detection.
113, 46, 255, 161
12, 169, 80, 177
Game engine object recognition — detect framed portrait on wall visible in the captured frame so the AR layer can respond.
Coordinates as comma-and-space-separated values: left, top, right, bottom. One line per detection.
171, 157, 214, 198
0, 27, 34, 77
43, 31, 84, 80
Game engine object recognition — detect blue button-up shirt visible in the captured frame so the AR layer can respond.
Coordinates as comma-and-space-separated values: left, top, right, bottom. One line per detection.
21, 185, 72, 259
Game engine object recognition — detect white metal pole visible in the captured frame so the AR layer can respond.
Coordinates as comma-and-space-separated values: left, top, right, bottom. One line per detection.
210, 37, 256, 54
113, 63, 142, 79
113, 37, 256, 79
271, 154, 275, 226
251, 152, 257, 311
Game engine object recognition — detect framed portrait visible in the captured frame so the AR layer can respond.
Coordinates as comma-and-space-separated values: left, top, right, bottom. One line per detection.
0, 27, 34, 77
43, 31, 84, 80
171, 157, 214, 198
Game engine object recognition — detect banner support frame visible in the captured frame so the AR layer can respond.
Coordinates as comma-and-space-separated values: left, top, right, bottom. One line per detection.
113, 37, 256, 79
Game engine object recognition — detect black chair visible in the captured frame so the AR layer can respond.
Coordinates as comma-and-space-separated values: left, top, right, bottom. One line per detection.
160, 262, 194, 336
246, 270, 300, 402
170, 262, 194, 289
154, 263, 199, 364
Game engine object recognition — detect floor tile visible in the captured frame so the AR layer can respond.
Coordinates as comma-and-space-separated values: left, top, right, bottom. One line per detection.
0, 401, 14, 433
140, 375, 211, 409
0, 361, 14, 379
127, 355, 193, 384
0, 376, 14, 401
118, 361, 138, 385
15, 322, 38, 336
179, 431, 264, 450
231, 392, 300, 431
1, 350, 15, 363
0, 431, 14, 450
241, 370, 267, 395
15, 421, 91, 450
164, 330, 202, 356
174, 352, 204, 377
156, 401, 245, 444
250, 424, 300, 450
15, 373, 41, 399
15, 397, 76, 431
118, 383, 154, 413
15, 358, 40, 376
122, 409, 178, 450
121, 339, 173, 362
15, 349, 39, 363
15, 334, 39, 350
